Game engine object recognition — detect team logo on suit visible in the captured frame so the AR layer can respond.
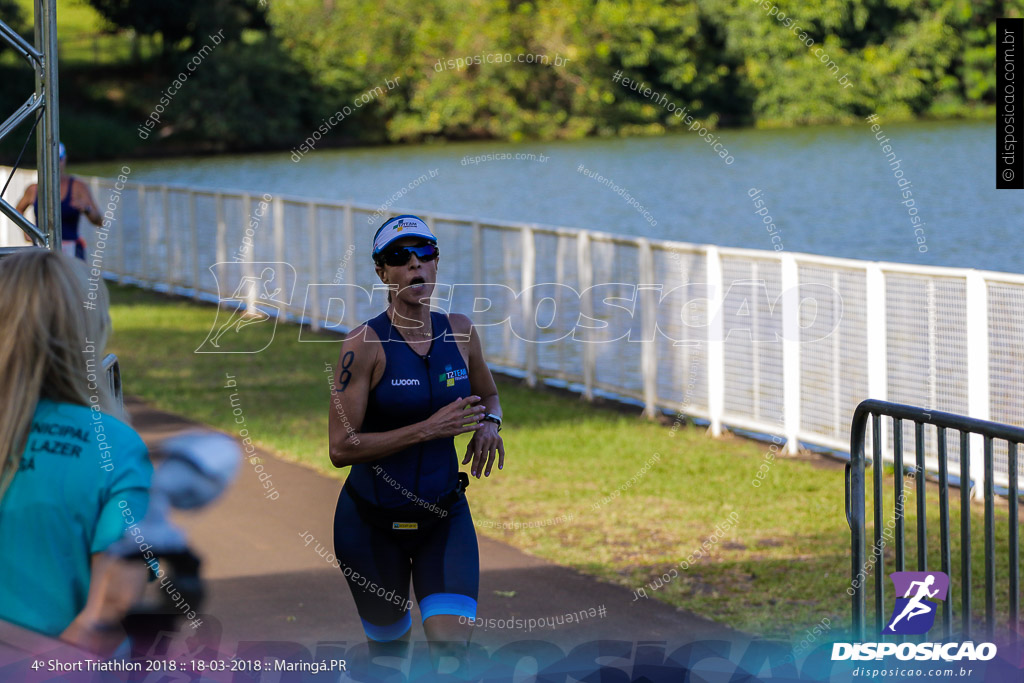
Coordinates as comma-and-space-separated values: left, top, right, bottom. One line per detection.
438, 363, 468, 387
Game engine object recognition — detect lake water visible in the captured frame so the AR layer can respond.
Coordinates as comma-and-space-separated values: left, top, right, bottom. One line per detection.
77, 119, 1022, 275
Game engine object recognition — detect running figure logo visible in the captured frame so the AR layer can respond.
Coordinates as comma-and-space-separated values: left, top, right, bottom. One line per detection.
197, 262, 296, 353
882, 571, 949, 635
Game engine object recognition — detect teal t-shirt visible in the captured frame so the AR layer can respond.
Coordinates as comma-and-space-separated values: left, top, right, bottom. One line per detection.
0, 398, 152, 637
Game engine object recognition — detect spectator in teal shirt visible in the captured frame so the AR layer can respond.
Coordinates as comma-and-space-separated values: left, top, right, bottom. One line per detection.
0, 249, 153, 656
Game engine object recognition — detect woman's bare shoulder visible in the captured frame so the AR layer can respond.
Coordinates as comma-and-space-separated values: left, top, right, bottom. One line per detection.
447, 312, 473, 339
346, 321, 381, 343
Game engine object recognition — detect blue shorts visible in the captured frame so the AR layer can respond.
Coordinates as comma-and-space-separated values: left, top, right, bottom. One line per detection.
333, 485, 479, 641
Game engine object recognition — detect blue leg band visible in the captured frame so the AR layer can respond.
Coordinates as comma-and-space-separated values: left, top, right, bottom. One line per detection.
361, 612, 412, 642
419, 593, 477, 621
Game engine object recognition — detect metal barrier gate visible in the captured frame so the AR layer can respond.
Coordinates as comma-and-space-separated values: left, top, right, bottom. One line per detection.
846, 399, 1023, 641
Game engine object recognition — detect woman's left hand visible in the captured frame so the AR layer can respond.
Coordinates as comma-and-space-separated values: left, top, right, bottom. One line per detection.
462, 422, 504, 478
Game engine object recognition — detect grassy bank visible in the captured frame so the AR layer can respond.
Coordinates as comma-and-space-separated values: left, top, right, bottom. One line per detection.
105, 283, 1019, 639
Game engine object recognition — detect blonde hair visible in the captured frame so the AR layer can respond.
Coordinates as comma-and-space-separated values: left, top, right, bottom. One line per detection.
0, 249, 118, 497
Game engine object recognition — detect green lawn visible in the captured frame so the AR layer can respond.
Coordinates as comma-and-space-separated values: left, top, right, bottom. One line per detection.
105, 283, 1020, 640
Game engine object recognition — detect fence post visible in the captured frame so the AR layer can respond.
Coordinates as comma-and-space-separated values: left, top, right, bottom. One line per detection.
638, 238, 658, 419
521, 224, 537, 388
706, 246, 724, 437
577, 231, 594, 402
215, 192, 226, 298
343, 201, 354, 328
750, 263, 761, 422
273, 195, 285, 310
471, 220, 484, 353
966, 271, 990, 500
308, 201, 320, 332
161, 184, 172, 288
0, 167, 10, 244
927, 280, 938, 411
188, 190, 199, 299
422, 214, 435, 311
138, 185, 147, 284
1, 166, 12, 244
273, 196, 285, 264
88, 176, 108, 277
242, 194, 256, 315
88, 176, 101, 269
832, 271, 842, 439
781, 253, 801, 454
117, 181, 125, 283
865, 263, 888, 461
472, 221, 483, 313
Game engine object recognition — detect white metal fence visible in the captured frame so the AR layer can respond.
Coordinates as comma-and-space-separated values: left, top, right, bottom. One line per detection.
3, 167, 1022, 494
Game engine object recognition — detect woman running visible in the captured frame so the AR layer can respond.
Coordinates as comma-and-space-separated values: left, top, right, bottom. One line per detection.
328, 214, 505, 669
15, 143, 103, 260
0, 249, 153, 656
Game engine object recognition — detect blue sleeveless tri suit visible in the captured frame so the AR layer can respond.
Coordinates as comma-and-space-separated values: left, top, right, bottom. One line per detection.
333, 309, 479, 642
34, 176, 86, 260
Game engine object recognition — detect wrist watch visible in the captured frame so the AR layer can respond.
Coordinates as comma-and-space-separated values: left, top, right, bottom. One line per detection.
482, 413, 502, 432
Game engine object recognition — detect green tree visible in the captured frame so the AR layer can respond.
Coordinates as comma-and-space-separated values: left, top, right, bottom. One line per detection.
85, 0, 269, 57
169, 37, 317, 150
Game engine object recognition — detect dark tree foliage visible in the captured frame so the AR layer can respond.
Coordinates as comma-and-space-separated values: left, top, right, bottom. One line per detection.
85, 0, 197, 48
85, 0, 268, 52
0, 0, 24, 30
0, 0, 27, 55
169, 37, 319, 150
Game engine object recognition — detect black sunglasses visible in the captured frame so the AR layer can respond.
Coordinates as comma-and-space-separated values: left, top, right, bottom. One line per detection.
378, 243, 439, 267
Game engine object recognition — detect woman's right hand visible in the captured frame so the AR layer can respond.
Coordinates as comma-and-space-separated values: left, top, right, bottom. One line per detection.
424, 395, 486, 439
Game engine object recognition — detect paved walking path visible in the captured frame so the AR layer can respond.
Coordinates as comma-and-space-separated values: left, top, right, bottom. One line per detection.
126, 396, 746, 659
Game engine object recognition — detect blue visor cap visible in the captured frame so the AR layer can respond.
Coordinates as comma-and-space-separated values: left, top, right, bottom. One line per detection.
372, 215, 437, 259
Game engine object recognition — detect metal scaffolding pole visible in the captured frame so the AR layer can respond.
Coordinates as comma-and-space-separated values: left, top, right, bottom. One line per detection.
0, 0, 59, 252
34, 0, 61, 250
